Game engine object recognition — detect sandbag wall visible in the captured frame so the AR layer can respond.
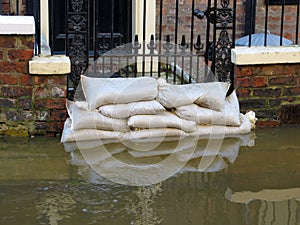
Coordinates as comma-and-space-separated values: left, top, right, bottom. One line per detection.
61, 76, 254, 143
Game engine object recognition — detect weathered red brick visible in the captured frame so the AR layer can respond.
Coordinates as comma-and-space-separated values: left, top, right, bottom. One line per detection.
19, 74, 33, 86
256, 120, 280, 127
268, 76, 297, 86
236, 88, 251, 98
34, 86, 51, 99
51, 86, 66, 98
282, 97, 296, 103
259, 65, 284, 76
239, 99, 266, 110
35, 98, 66, 110
252, 77, 267, 88
0, 50, 3, 60
34, 75, 67, 86
282, 87, 300, 96
0, 97, 16, 108
20, 36, 35, 49
0, 36, 17, 48
35, 110, 50, 121
18, 98, 32, 110
1, 86, 32, 98
8, 49, 34, 61
253, 88, 281, 98
47, 121, 64, 133
50, 110, 67, 121
269, 98, 281, 108
235, 66, 252, 78
0, 74, 18, 85
20, 110, 34, 121
236, 77, 251, 88
0, 62, 16, 73
0, 61, 29, 74
283, 64, 300, 75
15, 61, 29, 74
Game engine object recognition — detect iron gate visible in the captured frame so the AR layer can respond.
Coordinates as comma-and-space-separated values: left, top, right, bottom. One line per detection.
61, 0, 236, 99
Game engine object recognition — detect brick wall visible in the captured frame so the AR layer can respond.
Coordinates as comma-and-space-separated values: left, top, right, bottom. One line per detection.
0, 35, 67, 136
235, 64, 300, 127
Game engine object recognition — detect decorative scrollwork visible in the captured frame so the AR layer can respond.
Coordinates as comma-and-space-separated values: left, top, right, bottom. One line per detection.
68, 15, 87, 32
221, 0, 230, 8
69, 35, 87, 83
215, 29, 232, 82
216, 9, 233, 27
71, 0, 85, 12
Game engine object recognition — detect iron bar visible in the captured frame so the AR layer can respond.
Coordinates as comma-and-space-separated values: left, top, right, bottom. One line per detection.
16, 0, 19, 14
93, 0, 97, 61
212, 0, 217, 77
158, 0, 163, 78
205, 0, 212, 79
110, 0, 115, 74
173, 0, 180, 84
189, 0, 195, 83
265, 0, 269, 46
280, 0, 286, 46
248, 0, 253, 47
142, 0, 147, 76
296, 0, 299, 44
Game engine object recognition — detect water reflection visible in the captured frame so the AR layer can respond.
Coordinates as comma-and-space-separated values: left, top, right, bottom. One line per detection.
63, 133, 255, 186
1, 127, 300, 225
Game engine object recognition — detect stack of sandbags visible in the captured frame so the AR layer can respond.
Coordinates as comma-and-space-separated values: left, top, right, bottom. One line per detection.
62, 76, 191, 142
61, 76, 255, 143
155, 78, 252, 137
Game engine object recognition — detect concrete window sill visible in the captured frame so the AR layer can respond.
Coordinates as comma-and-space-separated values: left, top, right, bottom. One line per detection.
29, 55, 71, 75
0, 16, 35, 35
231, 46, 300, 65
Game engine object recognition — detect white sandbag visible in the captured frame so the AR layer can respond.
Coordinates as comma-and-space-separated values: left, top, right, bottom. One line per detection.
190, 113, 251, 138
245, 110, 257, 129
175, 90, 240, 126
128, 111, 197, 133
70, 101, 129, 132
156, 78, 229, 111
66, 100, 89, 119
98, 100, 165, 119
61, 118, 123, 143
122, 128, 188, 140
81, 75, 158, 110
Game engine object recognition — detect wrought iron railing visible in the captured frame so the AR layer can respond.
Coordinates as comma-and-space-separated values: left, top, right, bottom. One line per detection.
63, 0, 236, 99
243, 0, 299, 46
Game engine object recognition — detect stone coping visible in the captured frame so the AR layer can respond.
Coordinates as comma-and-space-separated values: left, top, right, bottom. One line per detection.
231, 46, 300, 65
29, 55, 71, 75
0, 15, 35, 35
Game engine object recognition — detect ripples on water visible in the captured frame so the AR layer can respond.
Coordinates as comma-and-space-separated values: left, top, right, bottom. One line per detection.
0, 127, 300, 225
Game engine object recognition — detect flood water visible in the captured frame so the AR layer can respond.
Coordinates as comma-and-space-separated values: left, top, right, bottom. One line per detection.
1, 127, 300, 225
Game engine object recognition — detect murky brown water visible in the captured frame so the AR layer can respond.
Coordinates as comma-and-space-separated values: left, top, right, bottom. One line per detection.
1, 127, 300, 225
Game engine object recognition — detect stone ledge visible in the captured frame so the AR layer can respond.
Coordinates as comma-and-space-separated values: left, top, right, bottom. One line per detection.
29, 55, 71, 75
231, 46, 300, 65
0, 16, 35, 35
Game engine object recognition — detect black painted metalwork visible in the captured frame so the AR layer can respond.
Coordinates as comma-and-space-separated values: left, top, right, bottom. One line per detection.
194, 0, 235, 84
66, 0, 89, 99
60, 0, 237, 98
245, 0, 299, 47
